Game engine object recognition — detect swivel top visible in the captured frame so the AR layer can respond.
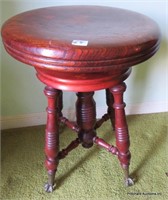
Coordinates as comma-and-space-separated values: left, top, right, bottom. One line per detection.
2, 6, 160, 92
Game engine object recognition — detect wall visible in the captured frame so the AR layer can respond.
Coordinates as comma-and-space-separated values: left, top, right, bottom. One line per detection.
1, 0, 167, 129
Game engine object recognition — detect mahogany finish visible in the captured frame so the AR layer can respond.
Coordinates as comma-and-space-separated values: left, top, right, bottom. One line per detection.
106, 89, 115, 130
1, 6, 160, 193
110, 83, 134, 186
2, 6, 160, 92
44, 86, 60, 192
76, 92, 96, 148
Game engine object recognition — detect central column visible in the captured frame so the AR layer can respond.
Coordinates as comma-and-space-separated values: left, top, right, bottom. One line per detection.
76, 92, 96, 148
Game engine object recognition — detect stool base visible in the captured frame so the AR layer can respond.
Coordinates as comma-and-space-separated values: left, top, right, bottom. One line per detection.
44, 82, 134, 192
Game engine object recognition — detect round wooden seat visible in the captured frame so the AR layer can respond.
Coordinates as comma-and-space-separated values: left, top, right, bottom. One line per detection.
2, 6, 160, 91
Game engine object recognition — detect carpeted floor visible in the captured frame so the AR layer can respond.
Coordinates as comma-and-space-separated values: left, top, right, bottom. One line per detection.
1, 113, 168, 200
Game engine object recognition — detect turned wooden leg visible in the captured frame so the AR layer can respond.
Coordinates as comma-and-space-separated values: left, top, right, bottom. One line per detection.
44, 86, 60, 192
106, 89, 115, 130
58, 90, 63, 118
110, 82, 134, 186
76, 92, 96, 148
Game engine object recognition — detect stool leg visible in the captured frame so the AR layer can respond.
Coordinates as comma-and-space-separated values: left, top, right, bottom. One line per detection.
44, 86, 60, 192
58, 90, 63, 118
106, 89, 115, 130
110, 83, 134, 186
76, 92, 96, 148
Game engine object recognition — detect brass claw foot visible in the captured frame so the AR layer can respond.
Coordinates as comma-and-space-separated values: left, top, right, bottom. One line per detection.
44, 183, 56, 193
125, 177, 134, 187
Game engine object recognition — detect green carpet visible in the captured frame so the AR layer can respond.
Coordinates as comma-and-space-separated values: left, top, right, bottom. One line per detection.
1, 113, 168, 200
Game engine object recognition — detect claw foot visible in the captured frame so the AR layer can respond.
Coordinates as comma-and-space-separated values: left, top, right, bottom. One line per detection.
44, 183, 56, 193
125, 177, 134, 187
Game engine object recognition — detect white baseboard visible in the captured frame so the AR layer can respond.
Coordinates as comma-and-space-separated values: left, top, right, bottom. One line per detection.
1, 112, 47, 130
1, 101, 167, 130
125, 101, 167, 115
97, 101, 167, 117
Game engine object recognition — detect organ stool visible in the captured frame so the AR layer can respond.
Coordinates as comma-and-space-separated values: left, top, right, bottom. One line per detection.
1, 6, 161, 192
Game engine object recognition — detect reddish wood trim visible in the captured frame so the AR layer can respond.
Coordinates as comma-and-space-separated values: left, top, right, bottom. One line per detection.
106, 89, 115, 130
44, 86, 60, 192
76, 92, 96, 148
